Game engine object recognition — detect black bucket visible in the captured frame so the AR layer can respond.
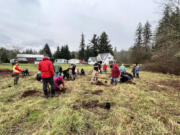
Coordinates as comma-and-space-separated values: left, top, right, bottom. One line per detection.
105, 102, 111, 110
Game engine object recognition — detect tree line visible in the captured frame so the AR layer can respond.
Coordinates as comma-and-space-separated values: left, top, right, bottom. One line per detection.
40, 31, 113, 61
0, 32, 113, 62
114, 0, 180, 75
0, 0, 179, 75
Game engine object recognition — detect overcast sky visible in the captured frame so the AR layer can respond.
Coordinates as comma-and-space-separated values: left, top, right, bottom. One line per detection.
0, 0, 161, 52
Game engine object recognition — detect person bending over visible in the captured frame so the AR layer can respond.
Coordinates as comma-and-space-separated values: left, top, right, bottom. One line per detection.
54, 76, 65, 91
63, 69, 70, 79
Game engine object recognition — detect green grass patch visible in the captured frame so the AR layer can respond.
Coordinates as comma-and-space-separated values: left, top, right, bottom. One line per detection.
0, 64, 180, 134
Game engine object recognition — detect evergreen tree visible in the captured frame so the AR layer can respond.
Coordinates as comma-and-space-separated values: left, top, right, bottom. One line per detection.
71, 52, 76, 59
40, 43, 52, 58
142, 21, 152, 60
53, 46, 61, 59
131, 23, 144, 63
113, 47, 118, 61
98, 32, 113, 54
58, 45, 71, 60
135, 23, 143, 47
22, 49, 38, 54
78, 33, 86, 60
0, 48, 19, 63
64, 45, 71, 60
90, 34, 99, 56
1, 49, 9, 63
143, 21, 152, 50
152, 4, 180, 74
84, 45, 94, 61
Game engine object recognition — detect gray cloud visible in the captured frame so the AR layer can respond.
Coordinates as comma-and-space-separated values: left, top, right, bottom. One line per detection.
0, 0, 160, 52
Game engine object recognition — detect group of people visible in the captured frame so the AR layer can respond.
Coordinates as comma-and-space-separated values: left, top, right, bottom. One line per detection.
132, 64, 140, 78
53, 63, 85, 80
38, 57, 86, 98
111, 63, 140, 85
38, 57, 66, 98
12, 57, 140, 98
91, 62, 140, 86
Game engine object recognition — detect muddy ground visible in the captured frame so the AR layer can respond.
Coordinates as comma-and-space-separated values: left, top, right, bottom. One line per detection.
0, 69, 12, 77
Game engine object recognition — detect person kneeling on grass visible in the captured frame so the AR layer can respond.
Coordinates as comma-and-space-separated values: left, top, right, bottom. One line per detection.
120, 72, 136, 84
54, 76, 65, 91
80, 68, 85, 75
111, 64, 120, 85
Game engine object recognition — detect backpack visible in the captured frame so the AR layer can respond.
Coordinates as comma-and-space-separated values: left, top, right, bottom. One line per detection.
36, 72, 42, 81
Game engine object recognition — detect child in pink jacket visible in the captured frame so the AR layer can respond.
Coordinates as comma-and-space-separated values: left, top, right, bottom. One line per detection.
54, 76, 65, 91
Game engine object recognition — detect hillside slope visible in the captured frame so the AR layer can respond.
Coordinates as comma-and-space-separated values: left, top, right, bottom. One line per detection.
0, 64, 180, 135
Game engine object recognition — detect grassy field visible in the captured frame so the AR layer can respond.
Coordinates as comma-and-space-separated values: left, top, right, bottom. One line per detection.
0, 64, 180, 135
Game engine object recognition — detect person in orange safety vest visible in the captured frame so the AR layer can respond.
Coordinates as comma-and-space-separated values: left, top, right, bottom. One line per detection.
12, 61, 22, 85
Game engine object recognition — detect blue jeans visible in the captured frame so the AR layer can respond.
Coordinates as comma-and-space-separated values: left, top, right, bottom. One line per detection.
111, 77, 118, 85
55, 72, 59, 78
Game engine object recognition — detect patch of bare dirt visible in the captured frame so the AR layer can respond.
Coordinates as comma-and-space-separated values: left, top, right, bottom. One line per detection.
159, 80, 180, 91
0, 69, 12, 77
96, 81, 105, 86
82, 100, 100, 109
21, 90, 42, 98
55, 88, 67, 94
73, 100, 113, 110
91, 90, 103, 95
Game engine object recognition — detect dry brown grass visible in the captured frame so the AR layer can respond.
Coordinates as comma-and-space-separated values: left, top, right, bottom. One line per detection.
0, 64, 180, 135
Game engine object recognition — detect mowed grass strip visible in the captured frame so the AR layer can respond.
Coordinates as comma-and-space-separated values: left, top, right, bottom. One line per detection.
0, 64, 180, 135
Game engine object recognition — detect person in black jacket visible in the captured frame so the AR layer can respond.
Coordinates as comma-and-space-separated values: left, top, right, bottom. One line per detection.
71, 64, 76, 80
59, 66, 63, 76
80, 68, 85, 75
63, 69, 70, 79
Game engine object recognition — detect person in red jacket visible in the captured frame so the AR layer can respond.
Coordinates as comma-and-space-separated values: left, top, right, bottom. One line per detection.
12, 61, 22, 85
103, 64, 107, 73
38, 57, 57, 98
111, 64, 120, 85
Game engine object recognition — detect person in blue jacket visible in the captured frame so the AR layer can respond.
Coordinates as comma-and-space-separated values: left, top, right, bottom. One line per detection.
119, 64, 126, 74
135, 64, 140, 78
